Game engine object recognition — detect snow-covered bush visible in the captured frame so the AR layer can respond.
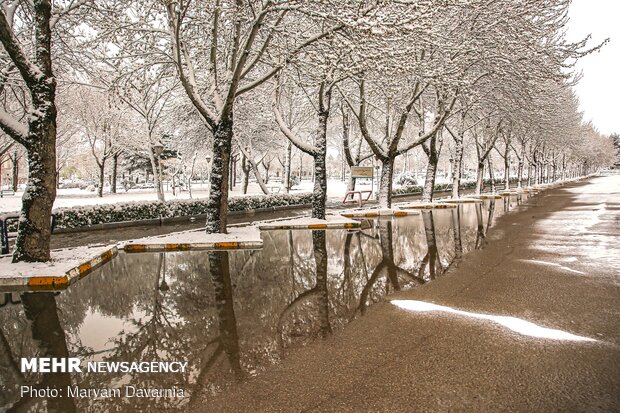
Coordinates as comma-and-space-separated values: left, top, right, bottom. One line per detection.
392, 178, 519, 196
396, 172, 419, 187
48, 193, 313, 230
393, 183, 450, 195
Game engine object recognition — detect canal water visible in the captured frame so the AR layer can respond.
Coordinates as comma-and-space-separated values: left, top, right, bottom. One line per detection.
0, 195, 529, 412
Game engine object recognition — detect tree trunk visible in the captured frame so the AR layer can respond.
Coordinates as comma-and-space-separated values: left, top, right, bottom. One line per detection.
206, 118, 233, 234
1, 0, 58, 263
378, 157, 395, 208
487, 156, 496, 193
263, 161, 270, 184
347, 175, 356, 192
11, 151, 18, 192
561, 154, 566, 180
241, 154, 250, 194
13, 120, 57, 263
283, 141, 292, 193
475, 161, 485, 195
311, 111, 329, 219
451, 134, 463, 199
147, 141, 165, 202
111, 153, 118, 194
517, 159, 524, 189
422, 134, 439, 202
312, 151, 327, 219
504, 148, 510, 190
246, 156, 269, 195
229, 154, 235, 190
97, 159, 105, 197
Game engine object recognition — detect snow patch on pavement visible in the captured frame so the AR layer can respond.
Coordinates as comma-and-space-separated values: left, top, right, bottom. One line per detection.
0, 245, 114, 278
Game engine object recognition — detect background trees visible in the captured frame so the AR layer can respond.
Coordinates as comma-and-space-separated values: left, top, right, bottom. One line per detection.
0, 0, 615, 262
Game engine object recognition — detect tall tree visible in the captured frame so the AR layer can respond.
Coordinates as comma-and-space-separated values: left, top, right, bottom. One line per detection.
0, 1, 89, 262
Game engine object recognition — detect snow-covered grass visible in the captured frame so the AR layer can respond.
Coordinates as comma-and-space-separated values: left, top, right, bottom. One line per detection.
0, 176, 517, 214
0, 180, 355, 213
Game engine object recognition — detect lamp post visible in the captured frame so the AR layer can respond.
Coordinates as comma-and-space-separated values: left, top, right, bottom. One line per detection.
152, 141, 164, 201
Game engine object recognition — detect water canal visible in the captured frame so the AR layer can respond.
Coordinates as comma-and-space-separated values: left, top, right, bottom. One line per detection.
0, 194, 530, 412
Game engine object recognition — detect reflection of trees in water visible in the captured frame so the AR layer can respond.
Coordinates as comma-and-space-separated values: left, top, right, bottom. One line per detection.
475, 200, 496, 250
418, 211, 448, 281
188, 250, 243, 409
4, 292, 76, 413
357, 220, 426, 315
276, 230, 332, 348
208, 251, 242, 377
0, 199, 509, 411
452, 207, 463, 260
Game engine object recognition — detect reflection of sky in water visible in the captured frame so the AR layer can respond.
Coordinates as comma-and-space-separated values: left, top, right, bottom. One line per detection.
0, 197, 530, 411
78, 309, 133, 352
391, 300, 596, 342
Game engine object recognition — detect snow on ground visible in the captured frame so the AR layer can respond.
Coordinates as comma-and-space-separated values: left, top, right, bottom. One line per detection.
0, 245, 113, 278
121, 225, 262, 248
258, 215, 359, 229
0, 179, 370, 213
0, 176, 456, 214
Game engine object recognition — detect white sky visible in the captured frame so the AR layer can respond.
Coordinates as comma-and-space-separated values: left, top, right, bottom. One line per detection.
567, 0, 619, 135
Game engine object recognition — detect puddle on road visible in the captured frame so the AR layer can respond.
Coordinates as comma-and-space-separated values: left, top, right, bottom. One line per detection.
0, 195, 528, 411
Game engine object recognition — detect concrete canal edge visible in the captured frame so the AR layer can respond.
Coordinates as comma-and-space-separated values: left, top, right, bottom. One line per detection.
122, 240, 264, 253
259, 222, 360, 230
0, 246, 118, 291
340, 209, 420, 218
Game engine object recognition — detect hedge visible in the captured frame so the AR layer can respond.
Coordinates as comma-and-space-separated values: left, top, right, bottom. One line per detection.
393, 177, 520, 196
4, 193, 313, 232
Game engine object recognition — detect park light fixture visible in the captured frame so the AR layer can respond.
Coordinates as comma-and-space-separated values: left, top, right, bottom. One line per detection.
152, 142, 164, 157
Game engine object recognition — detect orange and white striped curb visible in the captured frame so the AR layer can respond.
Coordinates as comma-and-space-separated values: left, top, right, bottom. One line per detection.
397, 202, 457, 209
466, 194, 503, 200
441, 198, 484, 204
341, 209, 420, 218
122, 240, 264, 252
259, 221, 360, 230
0, 246, 117, 291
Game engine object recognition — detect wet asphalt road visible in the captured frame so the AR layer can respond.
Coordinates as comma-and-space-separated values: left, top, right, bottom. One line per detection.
205, 175, 620, 412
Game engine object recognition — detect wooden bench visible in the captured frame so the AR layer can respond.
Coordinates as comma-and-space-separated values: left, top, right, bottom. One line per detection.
269, 186, 281, 194
342, 190, 373, 207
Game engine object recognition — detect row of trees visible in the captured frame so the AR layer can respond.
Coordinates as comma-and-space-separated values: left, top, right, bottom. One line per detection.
0, 0, 616, 262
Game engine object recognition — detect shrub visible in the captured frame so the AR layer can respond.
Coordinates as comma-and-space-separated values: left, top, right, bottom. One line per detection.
393, 177, 520, 196
42, 192, 313, 230
395, 171, 419, 187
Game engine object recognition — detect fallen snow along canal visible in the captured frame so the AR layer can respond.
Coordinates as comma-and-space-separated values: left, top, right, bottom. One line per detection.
0, 194, 529, 411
